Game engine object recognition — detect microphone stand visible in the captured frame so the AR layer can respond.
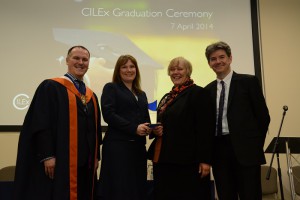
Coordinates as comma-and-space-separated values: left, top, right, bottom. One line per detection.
266, 106, 287, 200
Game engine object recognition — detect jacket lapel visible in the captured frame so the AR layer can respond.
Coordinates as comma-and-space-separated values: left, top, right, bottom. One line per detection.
119, 82, 142, 108
211, 81, 218, 111
227, 72, 238, 109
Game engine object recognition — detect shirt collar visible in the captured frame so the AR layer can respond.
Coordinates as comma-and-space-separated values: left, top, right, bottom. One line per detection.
65, 72, 79, 82
217, 70, 233, 85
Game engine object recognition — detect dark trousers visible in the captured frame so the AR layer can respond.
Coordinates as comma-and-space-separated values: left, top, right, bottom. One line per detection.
212, 135, 262, 200
153, 163, 211, 200
77, 164, 95, 200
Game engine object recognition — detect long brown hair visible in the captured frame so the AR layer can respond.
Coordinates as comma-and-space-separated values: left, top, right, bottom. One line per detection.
112, 55, 142, 94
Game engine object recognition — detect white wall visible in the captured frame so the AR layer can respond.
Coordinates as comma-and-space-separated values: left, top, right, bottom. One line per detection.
0, 133, 19, 168
259, 0, 300, 199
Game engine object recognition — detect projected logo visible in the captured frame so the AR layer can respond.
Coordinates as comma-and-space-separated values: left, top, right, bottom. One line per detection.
13, 94, 30, 110
148, 100, 157, 124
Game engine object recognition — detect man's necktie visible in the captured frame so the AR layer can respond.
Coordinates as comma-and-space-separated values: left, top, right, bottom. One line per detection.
75, 80, 86, 95
217, 80, 225, 136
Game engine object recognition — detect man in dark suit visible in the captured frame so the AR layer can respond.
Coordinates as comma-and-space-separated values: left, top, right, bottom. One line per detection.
205, 41, 270, 200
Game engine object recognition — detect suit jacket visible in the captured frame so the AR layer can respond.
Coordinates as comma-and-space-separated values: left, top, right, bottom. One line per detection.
101, 82, 151, 144
205, 72, 270, 166
156, 84, 215, 165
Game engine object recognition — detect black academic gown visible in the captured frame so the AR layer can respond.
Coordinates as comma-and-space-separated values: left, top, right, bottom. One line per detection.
13, 78, 102, 200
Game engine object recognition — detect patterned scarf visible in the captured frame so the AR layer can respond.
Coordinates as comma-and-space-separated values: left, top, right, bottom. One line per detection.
153, 78, 194, 163
157, 78, 195, 115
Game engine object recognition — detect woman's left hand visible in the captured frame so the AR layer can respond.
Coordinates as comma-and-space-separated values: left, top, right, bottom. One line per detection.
152, 125, 163, 136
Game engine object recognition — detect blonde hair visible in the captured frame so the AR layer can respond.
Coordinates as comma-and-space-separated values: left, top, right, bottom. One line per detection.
167, 57, 192, 77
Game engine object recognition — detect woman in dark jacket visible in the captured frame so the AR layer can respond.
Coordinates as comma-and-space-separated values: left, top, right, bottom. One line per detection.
100, 55, 151, 200
150, 57, 215, 200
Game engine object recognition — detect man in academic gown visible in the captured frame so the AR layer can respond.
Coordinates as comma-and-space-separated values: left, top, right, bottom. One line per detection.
13, 46, 102, 200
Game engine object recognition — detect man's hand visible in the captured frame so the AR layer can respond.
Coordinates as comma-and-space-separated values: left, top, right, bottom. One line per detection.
44, 157, 56, 179
198, 163, 211, 178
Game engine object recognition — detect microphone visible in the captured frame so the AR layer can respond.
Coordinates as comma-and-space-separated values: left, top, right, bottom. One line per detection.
266, 104, 289, 200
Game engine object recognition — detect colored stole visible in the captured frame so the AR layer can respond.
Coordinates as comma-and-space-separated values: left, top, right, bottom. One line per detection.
51, 77, 99, 200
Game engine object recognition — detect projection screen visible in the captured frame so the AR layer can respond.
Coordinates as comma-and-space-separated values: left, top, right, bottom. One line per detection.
0, 0, 261, 131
